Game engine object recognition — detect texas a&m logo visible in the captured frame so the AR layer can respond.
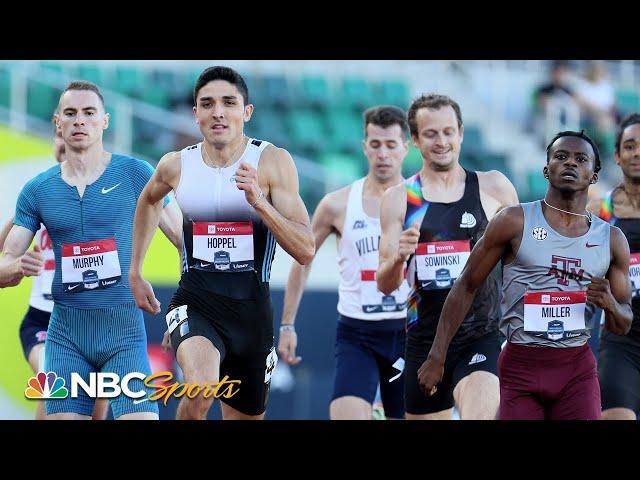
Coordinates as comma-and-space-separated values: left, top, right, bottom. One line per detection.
546, 255, 584, 286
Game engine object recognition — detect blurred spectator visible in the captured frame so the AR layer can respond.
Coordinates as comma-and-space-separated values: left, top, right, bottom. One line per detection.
535, 60, 576, 111
575, 61, 617, 158
532, 60, 580, 147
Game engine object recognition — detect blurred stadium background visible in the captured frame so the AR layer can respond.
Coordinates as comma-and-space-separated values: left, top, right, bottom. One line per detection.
0, 59, 638, 419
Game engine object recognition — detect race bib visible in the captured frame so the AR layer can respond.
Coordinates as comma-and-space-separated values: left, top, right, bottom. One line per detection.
166, 305, 188, 335
629, 253, 640, 298
60, 239, 121, 293
416, 240, 470, 290
39, 228, 55, 299
360, 270, 407, 314
192, 221, 254, 272
523, 291, 586, 341
41, 259, 55, 299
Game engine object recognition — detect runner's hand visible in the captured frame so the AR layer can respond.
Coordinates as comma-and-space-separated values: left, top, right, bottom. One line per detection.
278, 328, 302, 365
398, 221, 420, 262
417, 354, 444, 397
20, 243, 43, 276
587, 276, 615, 311
235, 162, 263, 207
129, 274, 161, 314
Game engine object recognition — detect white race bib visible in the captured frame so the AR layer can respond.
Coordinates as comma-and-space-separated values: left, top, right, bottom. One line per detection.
360, 270, 407, 314
192, 221, 254, 272
416, 240, 470, 290
629, 253, 640, 298
60, 239, 121, 293
523, 291, 586, 341
38, 228, 55, 299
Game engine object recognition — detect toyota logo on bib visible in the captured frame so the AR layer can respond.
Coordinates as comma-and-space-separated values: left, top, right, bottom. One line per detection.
73, 246, 81, 255
532, 227, 548, 241
208, 225, 216, 235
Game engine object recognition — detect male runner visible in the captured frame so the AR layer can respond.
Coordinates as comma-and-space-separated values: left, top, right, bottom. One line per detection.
129, 66, 315, 420
419, 130, 632, 420
0, 81, 182, 419
278, 105, 410, 420
0, 119, 110, 420
377, 94, 518, 419
589, 113, 640, 420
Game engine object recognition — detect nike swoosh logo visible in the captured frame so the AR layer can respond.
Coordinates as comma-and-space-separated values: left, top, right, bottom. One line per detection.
200, 262, 211, 267
586, 243, 599, 248
132, 397, 149, 405
67, 284, 80, 291
101, 183, 121, 194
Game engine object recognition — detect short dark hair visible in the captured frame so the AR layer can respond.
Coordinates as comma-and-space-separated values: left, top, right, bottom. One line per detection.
60, 81, 105, 107
363, 105, 408, 138
615, 113, 640, 154
546, 130, 601, 173
193, 66, 249, 106
407, 94, 463, 137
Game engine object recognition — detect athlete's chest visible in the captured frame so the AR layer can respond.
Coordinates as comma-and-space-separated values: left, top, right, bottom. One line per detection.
421, 199, 487, 242
344, 218, 381, 258
40, 174, 137, 240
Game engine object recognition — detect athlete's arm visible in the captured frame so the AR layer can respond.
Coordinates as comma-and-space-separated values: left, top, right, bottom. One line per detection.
158, 200, 183, 252
478, 170, 519, 218
278, 191, 341, 365
237, 146, 315, 265
377, 184, 414, 295
0, 216, 14, 251
417, 206, 523, 395
0, 225, 40, 288
590, 225, 633, 335
129, 152, 180, 314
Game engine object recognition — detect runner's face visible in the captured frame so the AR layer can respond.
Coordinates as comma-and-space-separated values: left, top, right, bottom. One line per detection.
363, 123, 407, 182
545, 136, 597, 193
615, 123, 640, 180
194, 80, 253, 147
57, 90, 108, 152
412, 106, 463, 170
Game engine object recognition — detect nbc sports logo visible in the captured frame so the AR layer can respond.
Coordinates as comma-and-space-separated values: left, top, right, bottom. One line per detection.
25, 371, 69, 399
542, 295, 550, 304
208, 225, 216, 235
73, 246, 81, 255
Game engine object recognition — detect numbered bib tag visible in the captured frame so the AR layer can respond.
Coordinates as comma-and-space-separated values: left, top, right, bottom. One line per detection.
416, 240, 470, 290
523, 291, 586, 341
360, 270, 406, 314
166, 305, 188, 335
60, 239, 121, 293
192, 221, 254, 272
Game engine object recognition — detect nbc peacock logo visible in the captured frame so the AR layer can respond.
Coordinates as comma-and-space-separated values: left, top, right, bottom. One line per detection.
25, 371, 69, 399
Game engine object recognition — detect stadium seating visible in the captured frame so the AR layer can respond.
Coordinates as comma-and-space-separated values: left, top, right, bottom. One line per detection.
9, 61, 515, 209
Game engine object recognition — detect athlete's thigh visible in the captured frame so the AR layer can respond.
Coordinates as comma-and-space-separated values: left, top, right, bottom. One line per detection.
19, 306, 50, 364
404, 336, 454, 416
599, 339, 640, 413
376, 326, 406, 419
332, 320, 379, 406
44, 317, 95, 417
218, 347, 276, 417
100, 309, 158, 419
451, 332, 501, 392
